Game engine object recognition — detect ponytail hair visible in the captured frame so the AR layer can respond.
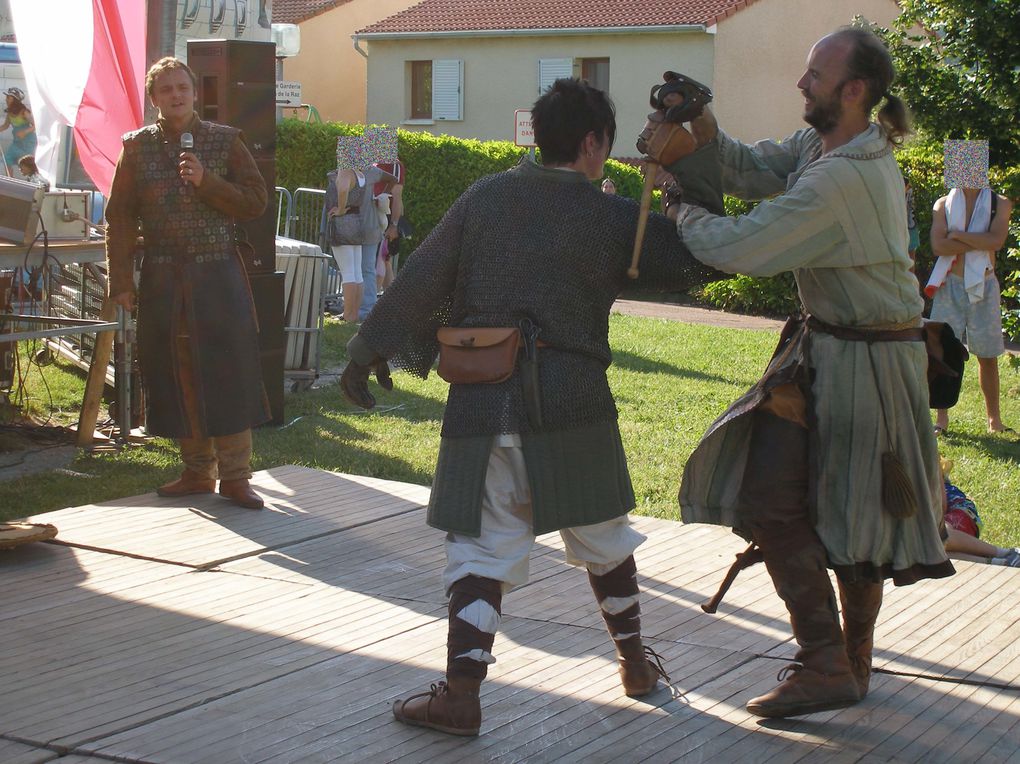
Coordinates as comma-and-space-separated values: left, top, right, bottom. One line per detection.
877, 93, 910, 146
833, 25, 912, 145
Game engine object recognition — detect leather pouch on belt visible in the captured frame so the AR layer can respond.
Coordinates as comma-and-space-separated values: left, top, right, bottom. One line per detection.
436, 327, 521, 384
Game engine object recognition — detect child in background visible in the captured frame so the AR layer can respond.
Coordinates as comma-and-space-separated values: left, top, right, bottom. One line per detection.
941, 458, 1020, 566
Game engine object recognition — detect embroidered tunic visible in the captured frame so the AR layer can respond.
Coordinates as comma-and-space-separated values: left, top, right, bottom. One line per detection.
106, 115, 270, 437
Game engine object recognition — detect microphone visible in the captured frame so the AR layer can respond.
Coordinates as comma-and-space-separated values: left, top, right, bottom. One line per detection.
180, 132, 194, 151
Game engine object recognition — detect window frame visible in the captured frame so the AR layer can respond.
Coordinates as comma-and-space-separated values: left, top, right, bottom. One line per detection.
580, 57, 610, 92
409, 60, 433, 120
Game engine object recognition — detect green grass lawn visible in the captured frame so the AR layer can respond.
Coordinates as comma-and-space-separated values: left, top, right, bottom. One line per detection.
3, 314, 1018, 546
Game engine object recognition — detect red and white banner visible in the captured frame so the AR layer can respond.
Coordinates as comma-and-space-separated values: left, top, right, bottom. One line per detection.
10, 0, 146, 196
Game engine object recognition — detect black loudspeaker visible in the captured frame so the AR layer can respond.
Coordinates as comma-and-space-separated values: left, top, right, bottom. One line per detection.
188, 40, 284, 426
249, 271, 286, 426
187, 39, 276, 274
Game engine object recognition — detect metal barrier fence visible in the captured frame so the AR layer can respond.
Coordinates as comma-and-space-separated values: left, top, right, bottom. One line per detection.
279, 187, 342, 299
275, 187, 293, 239
288, 187, 327, 245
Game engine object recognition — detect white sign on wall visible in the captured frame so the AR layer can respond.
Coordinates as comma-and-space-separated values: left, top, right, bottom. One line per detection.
276, 81, 302, 107
514, 109, 535, 147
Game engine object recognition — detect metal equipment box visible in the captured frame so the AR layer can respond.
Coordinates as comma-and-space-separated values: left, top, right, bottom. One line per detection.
39, 191, 91, 241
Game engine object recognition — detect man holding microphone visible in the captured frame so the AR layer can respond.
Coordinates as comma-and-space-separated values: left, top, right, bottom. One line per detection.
106, 57, 270, 508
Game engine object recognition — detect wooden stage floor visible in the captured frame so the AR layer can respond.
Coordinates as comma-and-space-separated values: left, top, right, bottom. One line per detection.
4, 465, 1020, 763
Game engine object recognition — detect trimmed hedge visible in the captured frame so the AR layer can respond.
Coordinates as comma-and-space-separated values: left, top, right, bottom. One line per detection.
276, 120, 1018, 339
276, 119, 646, 252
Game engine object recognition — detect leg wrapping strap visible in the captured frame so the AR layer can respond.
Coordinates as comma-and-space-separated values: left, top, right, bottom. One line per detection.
448, 575, 503, 615
587, 555, 639, 603
601, 602, 641, 640
447, 576, 502, 681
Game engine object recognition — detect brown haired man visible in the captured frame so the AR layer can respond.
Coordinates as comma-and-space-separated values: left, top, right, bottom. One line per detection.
106, 57, 270, 508
672, 27, 954, 718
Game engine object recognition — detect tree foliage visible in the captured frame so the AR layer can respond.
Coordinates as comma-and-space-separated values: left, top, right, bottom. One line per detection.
875, 0, 1020, 167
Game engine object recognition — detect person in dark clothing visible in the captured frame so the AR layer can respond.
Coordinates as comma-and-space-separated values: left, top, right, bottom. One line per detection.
340, 78, 720, 736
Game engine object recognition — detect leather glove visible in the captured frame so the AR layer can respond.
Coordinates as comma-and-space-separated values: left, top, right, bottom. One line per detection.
339, 357, 393, 409
663, 142, 725, 216
660, 179, 684, 217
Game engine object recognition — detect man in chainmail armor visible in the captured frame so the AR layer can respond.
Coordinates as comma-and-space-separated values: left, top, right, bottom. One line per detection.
340, 78, 720, 736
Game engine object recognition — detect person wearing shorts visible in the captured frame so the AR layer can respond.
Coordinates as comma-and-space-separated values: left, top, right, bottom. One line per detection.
929, 186, 1014, 435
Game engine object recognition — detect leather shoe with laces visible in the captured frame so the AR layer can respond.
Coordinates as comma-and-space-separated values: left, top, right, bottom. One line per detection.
746, 648, 860, 718
392, 679, 481, 736
618, 641, 671, 697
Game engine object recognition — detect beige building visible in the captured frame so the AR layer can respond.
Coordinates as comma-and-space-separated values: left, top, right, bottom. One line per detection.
352, 0, 901, 156
275, 0, 421, 123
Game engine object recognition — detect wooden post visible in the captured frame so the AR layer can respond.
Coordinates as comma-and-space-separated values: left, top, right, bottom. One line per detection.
76, 302, 117, 447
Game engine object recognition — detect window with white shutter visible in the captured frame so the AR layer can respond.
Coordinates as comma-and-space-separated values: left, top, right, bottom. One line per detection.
538, 58, 574, 94
432, 59, 463, 121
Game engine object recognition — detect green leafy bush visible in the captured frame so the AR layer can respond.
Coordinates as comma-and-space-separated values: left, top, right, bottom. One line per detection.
276, 120, 1018, 338
698, 272, 800, 317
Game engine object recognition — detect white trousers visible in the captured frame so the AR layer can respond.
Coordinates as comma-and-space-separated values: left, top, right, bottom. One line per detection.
331, 244, 363, 284
443, 435, 646, 594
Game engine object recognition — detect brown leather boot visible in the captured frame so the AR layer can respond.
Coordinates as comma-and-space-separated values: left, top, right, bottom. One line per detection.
746, 644, 860, 718
218, 479, 264, 509
157, 470, 215, 498
588, 556, 668, 697
391, 675, 481, 736
838, 579, 884, 697
746, 523, 860, 718
616, 635, 670, 697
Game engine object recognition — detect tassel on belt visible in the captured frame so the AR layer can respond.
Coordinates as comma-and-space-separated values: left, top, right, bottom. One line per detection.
807, 314, 922, 521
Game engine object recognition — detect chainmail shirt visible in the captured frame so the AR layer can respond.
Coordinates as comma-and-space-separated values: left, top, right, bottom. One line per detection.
356, 159, 721, 438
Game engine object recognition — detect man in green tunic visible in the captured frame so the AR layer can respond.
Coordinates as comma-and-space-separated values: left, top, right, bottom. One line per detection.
671, 27, 954, 718
340, 79, 719, 736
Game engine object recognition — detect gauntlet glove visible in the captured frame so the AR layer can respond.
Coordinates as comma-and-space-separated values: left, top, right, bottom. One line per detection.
340, 356, 393, 409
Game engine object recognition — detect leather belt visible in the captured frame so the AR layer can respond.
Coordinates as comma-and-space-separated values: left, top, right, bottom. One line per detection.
807, 316, 923, 343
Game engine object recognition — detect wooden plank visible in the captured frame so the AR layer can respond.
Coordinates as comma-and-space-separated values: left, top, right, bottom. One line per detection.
6, 590, 444, 745
75, 302, 116, 446
4, 467, 1020, 763
0, 739, 57, 764
280, 253, 299, 369
305, 255, 324, 369
285, 254, 306, 370
24, 466, 429, 568
294, 255, 313, 369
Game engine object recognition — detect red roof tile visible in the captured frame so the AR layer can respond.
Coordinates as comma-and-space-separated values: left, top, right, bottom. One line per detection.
274, 0, 355, 25
357, 0, 759, 35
